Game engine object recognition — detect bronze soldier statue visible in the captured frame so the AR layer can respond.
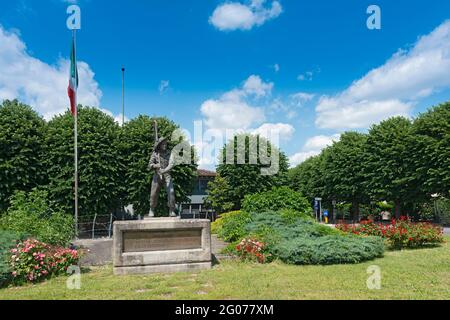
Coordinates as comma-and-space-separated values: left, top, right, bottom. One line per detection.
148, 123, 177, 218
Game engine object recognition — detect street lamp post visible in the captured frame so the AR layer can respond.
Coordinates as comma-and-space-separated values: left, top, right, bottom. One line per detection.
332, 200, 337, 224
432, 194, 440, 224
315, 198, 323, 223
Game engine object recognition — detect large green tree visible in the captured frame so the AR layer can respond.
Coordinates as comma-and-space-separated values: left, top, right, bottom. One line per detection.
120, 115, 197, 216
364, 117, 416, 218
44, 106, 122, 218
209, 134, 289, 211
411, 102, 450, 198
205, 175, 234, 214
289, 152, 328, 202
0, 100, 46, 212
323, 132, 369, 220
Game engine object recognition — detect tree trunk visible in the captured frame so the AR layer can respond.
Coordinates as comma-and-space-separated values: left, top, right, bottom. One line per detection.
353, 201, 360, 223
394, 201, 402, 219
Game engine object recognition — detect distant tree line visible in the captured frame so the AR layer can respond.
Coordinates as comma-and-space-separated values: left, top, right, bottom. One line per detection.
0, 100, 197, 218
288, 101, 450, 220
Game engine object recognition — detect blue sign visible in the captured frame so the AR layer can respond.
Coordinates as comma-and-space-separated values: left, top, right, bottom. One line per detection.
314, 201, 319, 210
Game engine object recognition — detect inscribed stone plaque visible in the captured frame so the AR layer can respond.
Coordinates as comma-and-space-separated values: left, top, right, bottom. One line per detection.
122, 228, 202, 253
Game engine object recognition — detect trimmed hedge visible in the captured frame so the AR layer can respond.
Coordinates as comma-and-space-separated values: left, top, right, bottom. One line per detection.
242, 187, 312, 216
0, 100, 46, 213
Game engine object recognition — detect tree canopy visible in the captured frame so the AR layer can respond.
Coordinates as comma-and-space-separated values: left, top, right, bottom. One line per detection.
411, 102, 450, 198
0, 100, 46, 212
323, 132, 368, 220
44, 106, 123, 218
364, 117, 416, 218
289, 101, 450, 220
208, 134, 289, 211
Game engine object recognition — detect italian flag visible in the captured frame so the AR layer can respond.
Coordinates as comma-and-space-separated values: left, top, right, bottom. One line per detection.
68, 34, 79, 116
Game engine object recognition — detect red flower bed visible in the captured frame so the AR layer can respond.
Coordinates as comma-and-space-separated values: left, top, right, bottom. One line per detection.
236, 238, 271, 264
337, 217, 444, 249
10, 239, 80, 284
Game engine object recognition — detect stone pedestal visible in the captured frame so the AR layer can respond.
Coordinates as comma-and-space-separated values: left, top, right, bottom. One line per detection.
113, 218, 212, 275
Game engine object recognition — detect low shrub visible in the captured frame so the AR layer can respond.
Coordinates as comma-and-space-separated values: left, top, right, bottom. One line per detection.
0, 189, 75, 246
242, 187, 312, 216
228, 211, 384, 265
214, 211, 252, 243
10, 239, 80, 284
0, 231, 26, 288
272, 235, 385, 265
245, 211, 343, 242
337, 217, 444, 249
235, 238, 271, 264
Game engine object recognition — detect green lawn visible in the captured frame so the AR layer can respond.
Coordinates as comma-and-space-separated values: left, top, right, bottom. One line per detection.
1, 238, 449, 300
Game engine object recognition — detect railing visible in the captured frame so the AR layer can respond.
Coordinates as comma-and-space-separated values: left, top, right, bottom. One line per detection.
77, 211, 139, 239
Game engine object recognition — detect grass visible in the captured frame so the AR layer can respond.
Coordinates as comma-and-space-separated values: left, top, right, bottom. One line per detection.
1, 238, 449, 300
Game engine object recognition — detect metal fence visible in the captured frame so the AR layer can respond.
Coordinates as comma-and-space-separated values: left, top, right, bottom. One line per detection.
77, 210, 139, 239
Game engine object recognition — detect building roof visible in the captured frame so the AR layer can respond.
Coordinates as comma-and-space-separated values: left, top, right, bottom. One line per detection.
197, 169, 217, 178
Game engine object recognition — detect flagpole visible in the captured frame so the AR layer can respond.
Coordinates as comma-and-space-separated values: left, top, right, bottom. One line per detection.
122, 66, 125, 126
73, 29, 79, 238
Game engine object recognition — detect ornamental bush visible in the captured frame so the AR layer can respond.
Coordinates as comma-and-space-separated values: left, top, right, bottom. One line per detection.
212, 211, 252, 243
10, 239, 80, 284
222, 211, 384, 265
337, 217, 444, 249
272, 235, 385, 265
236, 238, 271, 264
242, 187, 312, 217
0, 231, 27, 288
0, 189, 75, 246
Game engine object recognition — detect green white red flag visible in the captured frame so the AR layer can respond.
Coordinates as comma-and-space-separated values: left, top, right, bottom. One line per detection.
68, 34, 79, 116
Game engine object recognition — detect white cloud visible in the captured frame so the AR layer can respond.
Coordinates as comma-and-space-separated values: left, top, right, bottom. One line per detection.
289, 151, 321, 168
289, 134, 340, 167
201, 97, 265, 131
0, 25, 102, 120
252, 122, 295, 143
272, 63, 280, 73
200, 75, 272, 131
316, 20, 450, 130
303, 134, 340, 151
159, 80, 170, 94
242, 74, 273, 97
290, 92, 315, 107
198, 75, 295, 168
297, 71, 313, 81
100, 108, 129, 127
209, 0, 282, 31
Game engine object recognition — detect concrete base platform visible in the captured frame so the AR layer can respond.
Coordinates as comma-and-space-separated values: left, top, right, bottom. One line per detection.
113, 218, 212, 275
114, 262, 212, 275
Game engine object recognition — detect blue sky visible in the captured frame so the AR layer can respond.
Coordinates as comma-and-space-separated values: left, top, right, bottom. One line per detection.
0, 0, 449, 169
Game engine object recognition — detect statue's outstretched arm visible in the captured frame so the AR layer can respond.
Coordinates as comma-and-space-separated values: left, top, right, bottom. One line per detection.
148, 152, 160, 170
